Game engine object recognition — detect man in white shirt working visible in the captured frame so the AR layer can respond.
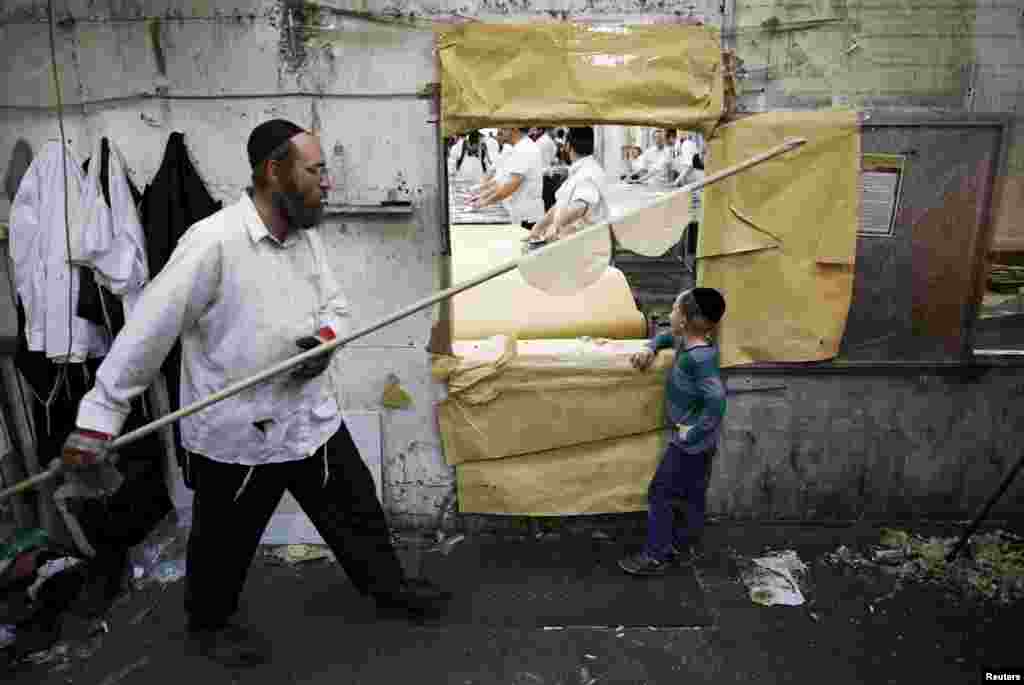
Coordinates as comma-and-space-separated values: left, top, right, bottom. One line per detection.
628, 128, 675, 185
60, 119, 452, 668
470, 127, 545, 231
672, 131, 706, 273
672, 130, 703, 188
531, 127, 558, 169
527, 126, 609, 244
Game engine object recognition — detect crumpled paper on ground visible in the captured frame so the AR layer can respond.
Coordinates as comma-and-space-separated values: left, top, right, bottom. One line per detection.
741, 550, 808, 606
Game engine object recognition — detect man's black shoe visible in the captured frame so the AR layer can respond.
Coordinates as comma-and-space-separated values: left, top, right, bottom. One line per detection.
374, 578, 452, 619
186, 622, 269, 668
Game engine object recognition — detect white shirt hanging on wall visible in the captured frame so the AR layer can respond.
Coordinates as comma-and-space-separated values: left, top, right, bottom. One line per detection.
71, 138, 150, 314
9, 141, 109, 362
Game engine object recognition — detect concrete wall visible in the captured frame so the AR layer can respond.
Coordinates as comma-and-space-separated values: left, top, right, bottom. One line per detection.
716, 366, 1024, 520
2, 0, 1024, 527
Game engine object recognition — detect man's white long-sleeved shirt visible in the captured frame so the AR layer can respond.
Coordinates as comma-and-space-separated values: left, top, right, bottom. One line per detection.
77, 193, 349, 465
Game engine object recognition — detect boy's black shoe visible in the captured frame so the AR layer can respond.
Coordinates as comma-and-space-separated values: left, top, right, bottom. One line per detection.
618, 551, 671, 576
186, 622, 269, 668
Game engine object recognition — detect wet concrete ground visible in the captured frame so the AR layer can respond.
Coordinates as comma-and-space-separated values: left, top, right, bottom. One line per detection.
5, 522, 1022, 684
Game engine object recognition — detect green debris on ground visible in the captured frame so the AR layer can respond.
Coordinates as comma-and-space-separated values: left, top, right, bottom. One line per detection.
825, 528, 1024, 605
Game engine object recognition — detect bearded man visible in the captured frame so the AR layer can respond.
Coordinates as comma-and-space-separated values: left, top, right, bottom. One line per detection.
61, 120, 451, 668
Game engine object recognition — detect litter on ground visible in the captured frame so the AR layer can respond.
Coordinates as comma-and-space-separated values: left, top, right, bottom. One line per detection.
824, 528, 1024, 605
741, 550, 809, 606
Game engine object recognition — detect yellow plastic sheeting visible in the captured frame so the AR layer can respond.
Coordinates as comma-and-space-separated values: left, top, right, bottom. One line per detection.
451, 224, 646, 341
438, 23, 724, 136
456, 429, 668, 515
436, 337, 673, 465
699, 110, 860, 366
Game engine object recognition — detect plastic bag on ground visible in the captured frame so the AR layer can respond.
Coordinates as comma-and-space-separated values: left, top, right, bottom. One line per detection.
127, 508, 190, 588
741, 550, 808, 606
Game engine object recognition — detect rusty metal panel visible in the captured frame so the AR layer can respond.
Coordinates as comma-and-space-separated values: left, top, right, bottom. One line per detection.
840, 117, 1006, 362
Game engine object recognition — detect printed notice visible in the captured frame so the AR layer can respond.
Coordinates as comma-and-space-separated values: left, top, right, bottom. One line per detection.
859, 154, 906, 237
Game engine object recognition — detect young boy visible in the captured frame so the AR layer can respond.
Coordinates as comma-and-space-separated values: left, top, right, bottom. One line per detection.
619, 288, 727, 575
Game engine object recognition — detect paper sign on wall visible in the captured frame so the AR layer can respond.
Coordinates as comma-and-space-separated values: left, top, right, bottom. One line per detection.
859, 154, 906, 237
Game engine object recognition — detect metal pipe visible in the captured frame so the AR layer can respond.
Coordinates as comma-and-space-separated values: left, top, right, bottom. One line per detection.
947, 451, 1024, 562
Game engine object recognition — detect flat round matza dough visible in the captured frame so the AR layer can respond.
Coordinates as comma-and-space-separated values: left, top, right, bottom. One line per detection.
517, 223, 612, 296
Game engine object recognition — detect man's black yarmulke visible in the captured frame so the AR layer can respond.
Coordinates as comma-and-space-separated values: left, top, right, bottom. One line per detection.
247, 119, 305, 169
692, 288, 726, 323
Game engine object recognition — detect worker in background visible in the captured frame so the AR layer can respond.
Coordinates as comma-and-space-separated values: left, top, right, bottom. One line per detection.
531, 127, 558, 169
620, 288, 727, 575
469, 127, 545, 231
526, 126, 609, 244
627, 128, 675, 185
671, 130, 703, 188
449, 130, 491, 183
620, 144, 645, 180
60, 119, 452, 668
483, 129, 501, 171
535, 127, 564, 213
672, 131, 706, 273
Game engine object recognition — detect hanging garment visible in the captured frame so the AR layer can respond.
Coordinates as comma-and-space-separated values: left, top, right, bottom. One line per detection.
8, 141, 110, 362
140, 131, 221, 276
77, 138, 145, 336
71, 137, 150, 315
138, 132, 221, 478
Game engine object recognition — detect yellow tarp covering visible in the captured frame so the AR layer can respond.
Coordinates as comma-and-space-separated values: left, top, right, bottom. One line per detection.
437, 23, 724, 136
699, 110, 860, 366
435, 337, 672, 465
457, 429, 668, 515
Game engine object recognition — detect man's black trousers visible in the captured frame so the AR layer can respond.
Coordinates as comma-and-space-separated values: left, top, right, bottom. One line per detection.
183, 421, 404, 629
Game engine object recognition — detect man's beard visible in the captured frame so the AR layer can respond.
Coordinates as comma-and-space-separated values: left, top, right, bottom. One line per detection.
273, 189, 323, 229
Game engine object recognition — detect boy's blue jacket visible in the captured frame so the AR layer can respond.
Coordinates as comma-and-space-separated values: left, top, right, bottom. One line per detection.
647, 332, 727, 453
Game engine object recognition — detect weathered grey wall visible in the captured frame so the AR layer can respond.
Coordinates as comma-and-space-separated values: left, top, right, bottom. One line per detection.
715, 366, 1024, 520
730, 0, 1023, 192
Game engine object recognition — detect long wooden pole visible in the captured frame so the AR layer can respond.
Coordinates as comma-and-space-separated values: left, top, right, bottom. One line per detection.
0, 138, 806, 502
